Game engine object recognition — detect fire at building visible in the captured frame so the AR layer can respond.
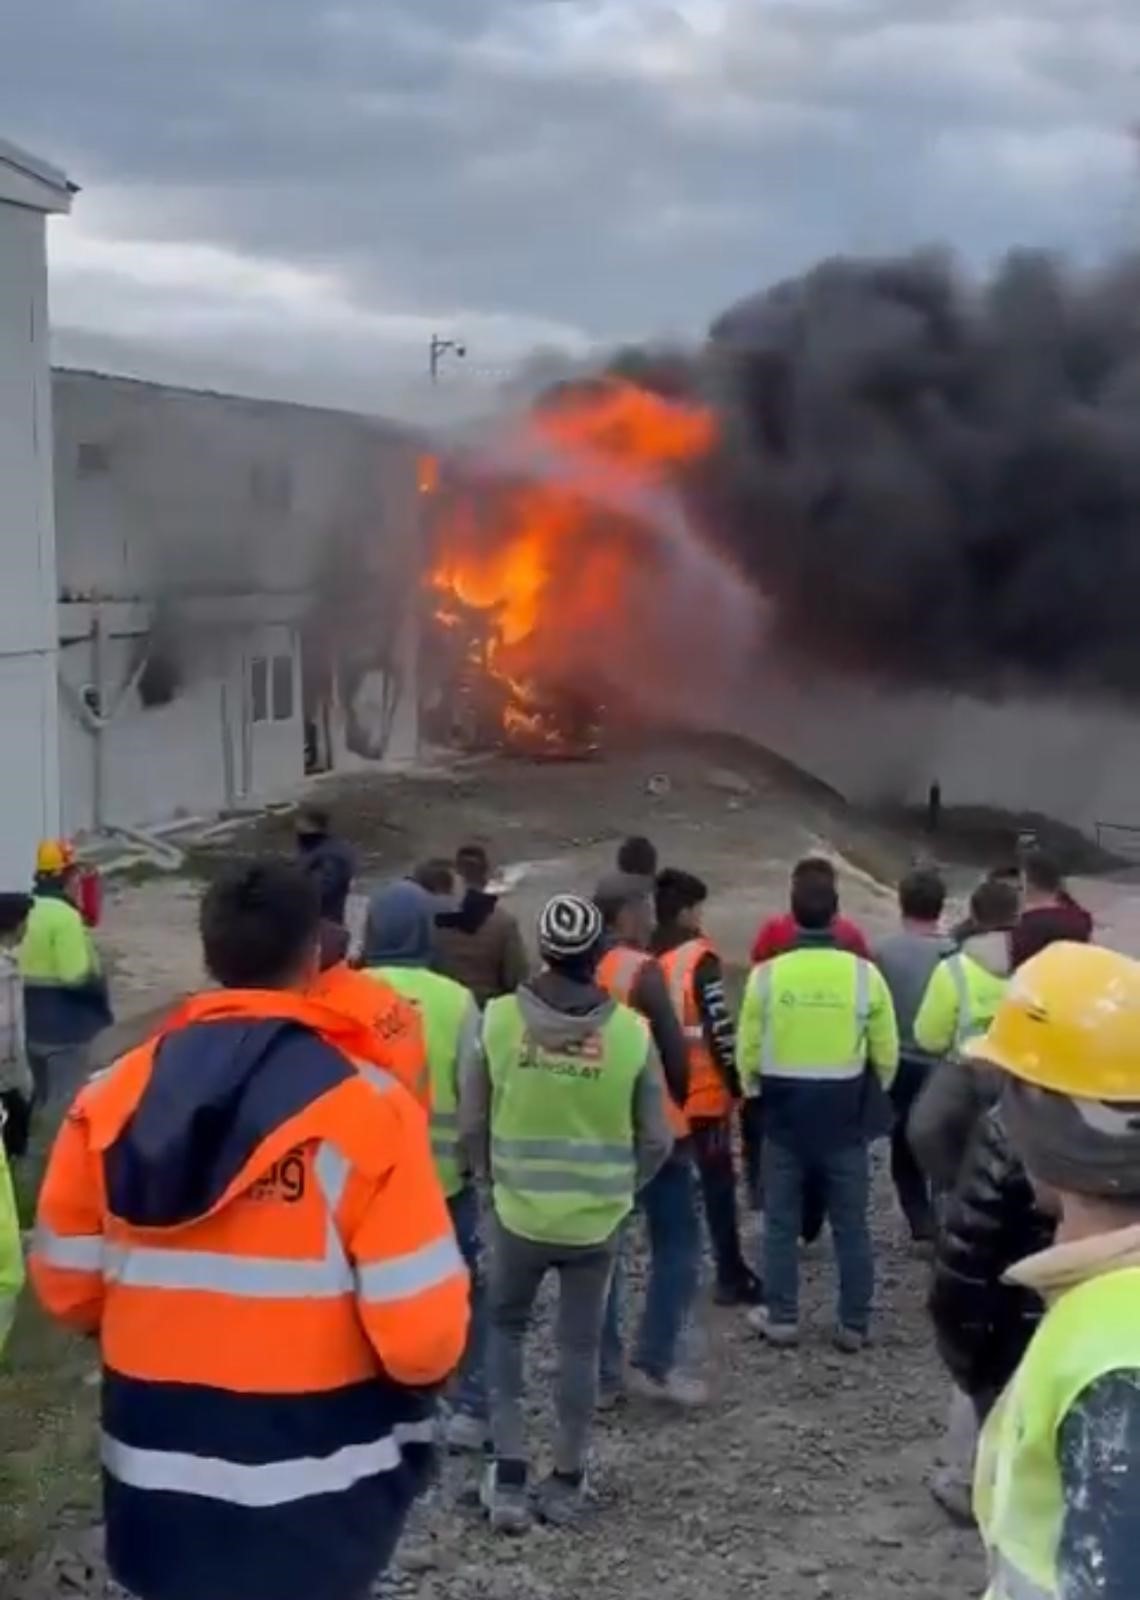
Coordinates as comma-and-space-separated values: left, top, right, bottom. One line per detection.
421, 378, 719, 758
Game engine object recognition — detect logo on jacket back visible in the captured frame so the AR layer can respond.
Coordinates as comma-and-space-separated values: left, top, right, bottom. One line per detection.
518, 1031, 604, 1080
246, 1147, 307, 1204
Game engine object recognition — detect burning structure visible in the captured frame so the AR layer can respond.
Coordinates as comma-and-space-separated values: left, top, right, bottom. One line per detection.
422, 377, 744, 756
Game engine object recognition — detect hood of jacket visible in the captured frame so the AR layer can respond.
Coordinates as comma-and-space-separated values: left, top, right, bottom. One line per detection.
436, 887, 499, 936
1007, 1222, 1140, 1300
102, 1008, 354, 1230
361, 881, 436, 968
1017, 901, 1094, 949
517, 972, 615, 1051
960, 929, 1013, 980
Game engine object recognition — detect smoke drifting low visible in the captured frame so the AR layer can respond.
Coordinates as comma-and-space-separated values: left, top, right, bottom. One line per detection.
705, 250, 1140, 695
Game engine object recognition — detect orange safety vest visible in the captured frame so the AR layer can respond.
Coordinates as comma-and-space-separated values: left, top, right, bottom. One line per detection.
658, 937, 733, 1122
309, 961, 430, 1108
30, 988, 469, 1600
597, 944, 691, 1139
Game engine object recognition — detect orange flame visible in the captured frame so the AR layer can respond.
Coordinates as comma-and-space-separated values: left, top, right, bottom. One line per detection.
427, 379, 717, 752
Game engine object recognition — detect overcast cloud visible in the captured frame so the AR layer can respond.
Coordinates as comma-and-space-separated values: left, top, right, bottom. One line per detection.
4, 0, 1139, 420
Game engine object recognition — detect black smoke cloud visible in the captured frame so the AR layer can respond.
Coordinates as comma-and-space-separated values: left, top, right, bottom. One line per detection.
702, 250, 1140, 695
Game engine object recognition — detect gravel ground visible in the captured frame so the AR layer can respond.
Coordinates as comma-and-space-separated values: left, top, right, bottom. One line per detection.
12, 733, 1066, 1598
381, 1163, 985, 1600
21, 1164, 985, 1599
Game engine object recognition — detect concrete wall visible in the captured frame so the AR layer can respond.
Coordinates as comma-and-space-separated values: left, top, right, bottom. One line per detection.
727, 663, 1140, 844
0, 196, 63, 883
52, 372, 423, 834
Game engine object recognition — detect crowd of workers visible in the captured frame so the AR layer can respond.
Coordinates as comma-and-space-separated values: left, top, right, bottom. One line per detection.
0, 811, 1137, 1600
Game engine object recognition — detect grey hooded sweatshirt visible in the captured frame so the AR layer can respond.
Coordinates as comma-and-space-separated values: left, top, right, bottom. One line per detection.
459, 969, 673, 1195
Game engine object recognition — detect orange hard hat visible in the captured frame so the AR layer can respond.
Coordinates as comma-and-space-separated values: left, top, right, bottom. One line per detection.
963, 942, 1140, 1102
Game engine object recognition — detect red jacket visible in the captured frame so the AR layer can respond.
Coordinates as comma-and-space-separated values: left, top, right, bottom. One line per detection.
750, 913, 871, 965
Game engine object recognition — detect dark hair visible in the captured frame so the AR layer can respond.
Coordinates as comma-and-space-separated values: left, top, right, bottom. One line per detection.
617, 836, 658, 878
791, 866, 839, 929
200, 863, 321, 989
296, 805, 330, 834
898, 867, 946, 923
456, 844, 490, 887
411, 858, 457, 896
0, 892, 32, 936
1023, 849, 1063, 895
654, 867, 707, 926
792, 855, 837, 888
970, 877, 1020, 930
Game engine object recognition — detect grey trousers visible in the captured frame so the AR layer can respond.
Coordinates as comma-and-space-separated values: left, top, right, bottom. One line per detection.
487, 1214, 618, 1475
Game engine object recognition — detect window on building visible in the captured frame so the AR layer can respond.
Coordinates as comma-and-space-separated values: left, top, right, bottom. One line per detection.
271, 653, 294, 722
249, 656, 269, 723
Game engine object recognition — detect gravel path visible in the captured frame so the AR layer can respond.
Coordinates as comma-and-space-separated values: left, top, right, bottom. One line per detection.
23, 1160, 984, 1599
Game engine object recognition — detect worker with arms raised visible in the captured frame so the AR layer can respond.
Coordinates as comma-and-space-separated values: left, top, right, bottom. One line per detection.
30, 861, 469, 1600
359, 878, 488, 1451
738, 863, 899, 1349
966, 944, 1140, 1600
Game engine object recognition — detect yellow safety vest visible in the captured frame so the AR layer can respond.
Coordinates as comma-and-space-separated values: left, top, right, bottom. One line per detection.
483, 994, 647, 1247
0, 1141, 24, 1355
974, 1266, 1140, 1600
365, 965, 473, 1198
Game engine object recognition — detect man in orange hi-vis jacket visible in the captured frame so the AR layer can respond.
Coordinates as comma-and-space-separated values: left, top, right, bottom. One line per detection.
31, 862, 468, 1600
309, 918, 430, 1108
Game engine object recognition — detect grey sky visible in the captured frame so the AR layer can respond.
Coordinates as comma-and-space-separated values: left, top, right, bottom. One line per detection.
4, 0, 1139, 420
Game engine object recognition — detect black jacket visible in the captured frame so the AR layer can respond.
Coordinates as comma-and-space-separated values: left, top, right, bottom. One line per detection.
297, 835, 356, 926
929, 1106, 1055, 1404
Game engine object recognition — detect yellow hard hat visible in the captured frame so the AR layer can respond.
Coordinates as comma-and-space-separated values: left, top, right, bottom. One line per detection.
35, 838, 75, 875
963, 942, 1140, 1102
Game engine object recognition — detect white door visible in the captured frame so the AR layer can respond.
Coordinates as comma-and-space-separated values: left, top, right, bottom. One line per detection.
241, 626, 302, 800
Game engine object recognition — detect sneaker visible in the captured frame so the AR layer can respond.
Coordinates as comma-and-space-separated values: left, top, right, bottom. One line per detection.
713, 1270, 765, 1308
480, 1460, 531, 1535
445, 1410, 489, 1453
627, 1367, 710, 1408
832, 1325, 870, 1354
535, 1469, 591, 1527
747, 1307, 800, 1346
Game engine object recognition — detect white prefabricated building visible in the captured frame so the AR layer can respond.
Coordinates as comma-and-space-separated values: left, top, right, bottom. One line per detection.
0, 139, 72, 887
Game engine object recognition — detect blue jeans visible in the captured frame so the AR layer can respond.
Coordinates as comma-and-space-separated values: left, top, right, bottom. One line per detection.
448, 1185, 488, 1420
633, 1153, 702, 1381
763, 1140, 873, 1333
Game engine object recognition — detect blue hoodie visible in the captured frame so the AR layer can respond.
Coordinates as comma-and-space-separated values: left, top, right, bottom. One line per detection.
361, 882, 436, 970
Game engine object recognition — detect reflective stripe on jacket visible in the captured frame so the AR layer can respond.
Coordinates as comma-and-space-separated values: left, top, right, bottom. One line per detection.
364, 966, 479, 1199
914, 952, 1009, 1057
596, 946, 690, 1140
736, 949, 899, 1153
0, 1142, 23, 1354
309, 963, 430, 1108
483, 993, 647, 1247
658, 937, 732, 1122
29, 989, 469, 1600
975, 1267, 1140, 1600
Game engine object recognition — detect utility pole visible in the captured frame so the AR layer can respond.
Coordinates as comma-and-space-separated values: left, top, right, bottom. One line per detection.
429, 334, 467, 384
